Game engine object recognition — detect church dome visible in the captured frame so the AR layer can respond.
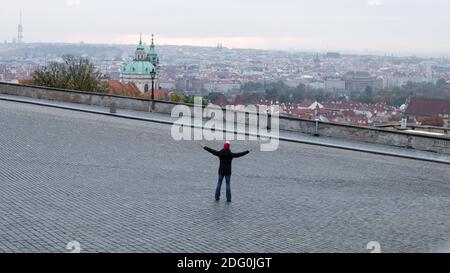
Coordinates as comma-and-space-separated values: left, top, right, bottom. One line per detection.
122, 60, 155, 75
122, 35, 156, 75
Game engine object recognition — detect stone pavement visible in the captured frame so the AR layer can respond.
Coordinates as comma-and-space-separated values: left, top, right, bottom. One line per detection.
1, 94, 449, 164
0, 99, 450, 253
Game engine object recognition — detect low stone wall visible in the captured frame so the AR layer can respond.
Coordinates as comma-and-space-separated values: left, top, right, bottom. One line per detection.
0, 82, 155, 112
279, 116, 450, 154
1, 82, 450, 155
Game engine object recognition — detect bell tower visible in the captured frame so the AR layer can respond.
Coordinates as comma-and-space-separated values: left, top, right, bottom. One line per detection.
18, 10, 24, 43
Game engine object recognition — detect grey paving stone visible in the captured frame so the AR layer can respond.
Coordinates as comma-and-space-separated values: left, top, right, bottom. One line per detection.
0, 100, 449, 253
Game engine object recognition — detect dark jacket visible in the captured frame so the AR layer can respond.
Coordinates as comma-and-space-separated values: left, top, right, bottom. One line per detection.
204, 147, 250, 176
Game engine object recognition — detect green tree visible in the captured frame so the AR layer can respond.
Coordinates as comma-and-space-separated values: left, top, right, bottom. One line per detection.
31, 55, 107, 93
206, 92, 222, 103
436, 78, 448, 90
265, 87, 278, 101
170, 92, 184, 103
183, 95, 208, 106
241, 82, 264, 92
239, 91, 264, 104
360, 86, 375, 103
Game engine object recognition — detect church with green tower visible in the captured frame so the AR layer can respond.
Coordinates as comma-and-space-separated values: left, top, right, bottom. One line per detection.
121, 34, 160, 93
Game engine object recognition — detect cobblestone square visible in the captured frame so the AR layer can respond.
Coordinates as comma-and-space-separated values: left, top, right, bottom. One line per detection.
0, 100, 449, 253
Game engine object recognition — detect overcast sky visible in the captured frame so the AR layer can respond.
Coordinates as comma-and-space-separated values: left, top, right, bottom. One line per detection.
1, 0, 449, 55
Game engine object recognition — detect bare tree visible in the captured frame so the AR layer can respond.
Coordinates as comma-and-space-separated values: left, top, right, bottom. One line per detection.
31, 55, 107, 93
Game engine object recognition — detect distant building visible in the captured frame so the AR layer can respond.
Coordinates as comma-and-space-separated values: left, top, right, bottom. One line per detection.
325, 52, 341, 59
204, 80, 241, 93
324, 78, 346, 92
382, 72, 428, 89
285, 80, 302, 88
159, 79, 176, 90
121, 34, 160, 93
344, 71, 383, 92
405, 97, 450, 127
309, 81, 325, 90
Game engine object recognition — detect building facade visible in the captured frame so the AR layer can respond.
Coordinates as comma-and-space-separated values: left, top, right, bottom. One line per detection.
324, 78, 346, 92
344, 71, 383, 92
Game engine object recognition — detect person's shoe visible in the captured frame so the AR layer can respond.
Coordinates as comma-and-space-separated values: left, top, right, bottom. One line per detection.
226, 200, 232, 203
215, 199, 220, 202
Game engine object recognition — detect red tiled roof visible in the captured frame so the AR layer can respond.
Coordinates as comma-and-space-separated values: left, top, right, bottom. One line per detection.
234, 95, 244, 105
405, 98, 450, 116
323, 101, 397, 112
215, 94, 229, 107
108, 80, 141, 97
108, 80, 168, 100
297, 99, 315, 108
140, 89, 169, 101
18, 79, 33, 85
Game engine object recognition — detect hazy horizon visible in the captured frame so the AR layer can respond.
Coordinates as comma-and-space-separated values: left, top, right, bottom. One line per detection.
1, 0, 450, 56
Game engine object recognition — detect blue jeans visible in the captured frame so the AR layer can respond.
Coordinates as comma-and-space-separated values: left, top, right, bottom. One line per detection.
215, 175, 231, 202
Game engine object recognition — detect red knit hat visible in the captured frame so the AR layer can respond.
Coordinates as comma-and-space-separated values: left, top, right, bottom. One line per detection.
223, 141, 230, 150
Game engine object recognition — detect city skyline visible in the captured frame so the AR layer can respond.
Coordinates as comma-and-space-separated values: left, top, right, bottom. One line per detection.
1, 0, 450, 56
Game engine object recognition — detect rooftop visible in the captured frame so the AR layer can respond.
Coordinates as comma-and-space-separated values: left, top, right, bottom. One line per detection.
405, 97, 450, 116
